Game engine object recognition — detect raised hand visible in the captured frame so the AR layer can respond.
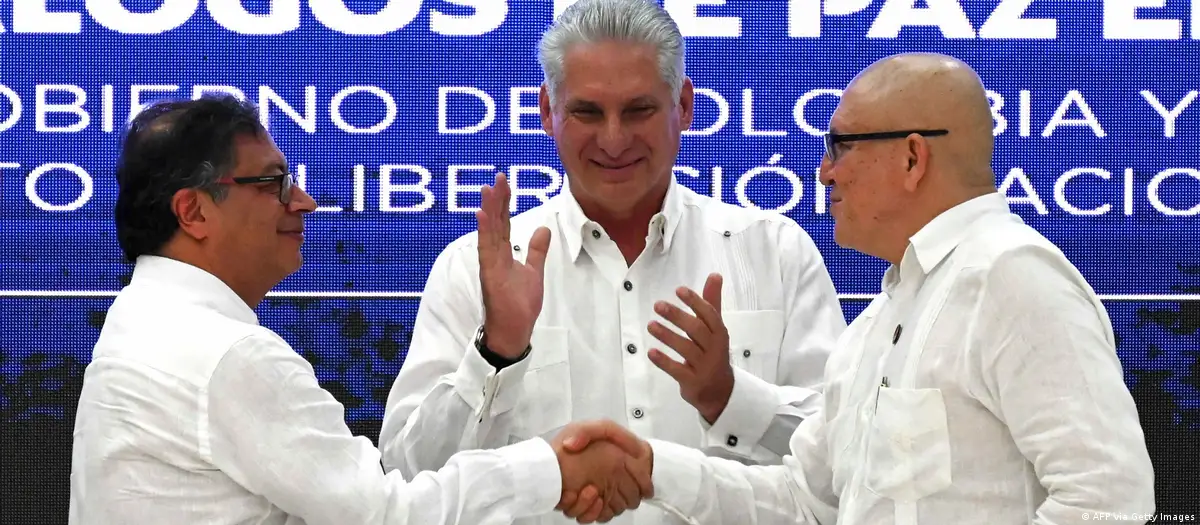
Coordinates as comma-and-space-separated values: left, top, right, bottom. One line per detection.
552, 421, 654, 524
476, 172, 552, 358
646, 273, 735, 424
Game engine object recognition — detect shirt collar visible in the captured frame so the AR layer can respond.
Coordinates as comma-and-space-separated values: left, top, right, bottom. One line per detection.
128, 255, 259, 325
881, 191, 1011, 294
555, 174, 686, 262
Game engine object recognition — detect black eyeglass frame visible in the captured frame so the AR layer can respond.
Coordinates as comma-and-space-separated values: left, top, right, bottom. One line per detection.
824, 129, 949, 160
215, 173, 296, 205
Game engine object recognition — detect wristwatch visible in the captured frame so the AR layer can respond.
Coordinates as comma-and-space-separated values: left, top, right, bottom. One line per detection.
474, 325, 531, 369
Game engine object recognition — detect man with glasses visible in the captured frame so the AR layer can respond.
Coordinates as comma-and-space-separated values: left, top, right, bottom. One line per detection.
560, 52, 1155, 524
68, 94, 655, 525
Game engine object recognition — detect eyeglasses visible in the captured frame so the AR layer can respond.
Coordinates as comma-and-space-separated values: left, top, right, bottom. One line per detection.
824, 129, 949, 161
215, 172, 296, 205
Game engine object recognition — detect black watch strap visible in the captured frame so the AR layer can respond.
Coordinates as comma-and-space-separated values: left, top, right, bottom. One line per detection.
475, 327, 531, 370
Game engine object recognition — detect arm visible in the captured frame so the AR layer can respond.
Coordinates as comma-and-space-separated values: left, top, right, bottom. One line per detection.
206, 333, 560, 525
378, 240, 534, 477
650, 407, 839, 525
703, 221, 846, 462
969, 246, 1155, 524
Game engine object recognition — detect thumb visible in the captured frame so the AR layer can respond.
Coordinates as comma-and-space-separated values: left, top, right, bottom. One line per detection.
525, 226, 552, 273
569, 420, 646, 458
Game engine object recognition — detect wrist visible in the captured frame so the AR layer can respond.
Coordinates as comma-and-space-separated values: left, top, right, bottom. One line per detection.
475, 325, 531, 361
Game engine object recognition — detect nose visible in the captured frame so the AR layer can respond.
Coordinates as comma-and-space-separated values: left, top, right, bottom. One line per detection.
595, 115, 632, 158
287, 185, 317, 214
818, 157, 834, 187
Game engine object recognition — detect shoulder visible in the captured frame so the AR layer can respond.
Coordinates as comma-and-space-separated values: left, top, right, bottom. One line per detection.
957, 219, 1094, 306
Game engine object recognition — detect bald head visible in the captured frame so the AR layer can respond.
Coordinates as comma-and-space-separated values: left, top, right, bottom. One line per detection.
839, 53, 995, 186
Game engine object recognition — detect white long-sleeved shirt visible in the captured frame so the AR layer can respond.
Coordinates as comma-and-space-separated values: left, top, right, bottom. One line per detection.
380, 177, 846, 525
647, 192, 1156, 525
68, 255, 562, 525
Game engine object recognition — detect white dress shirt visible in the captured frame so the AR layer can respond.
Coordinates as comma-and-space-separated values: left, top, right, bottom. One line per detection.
379, 177, 846, 525
68, 255, 563, 525
647, 192, 1156, 525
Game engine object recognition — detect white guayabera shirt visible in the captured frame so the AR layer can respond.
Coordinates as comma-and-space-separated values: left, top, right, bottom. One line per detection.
646, 193, 1156, 525
380, 175, 847, 525
69, 255, 563, 525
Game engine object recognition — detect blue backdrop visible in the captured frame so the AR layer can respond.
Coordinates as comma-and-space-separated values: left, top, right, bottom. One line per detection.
1, 0, 1198, 521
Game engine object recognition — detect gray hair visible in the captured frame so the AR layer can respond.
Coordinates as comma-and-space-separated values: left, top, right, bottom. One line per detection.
538, 0, 686, 105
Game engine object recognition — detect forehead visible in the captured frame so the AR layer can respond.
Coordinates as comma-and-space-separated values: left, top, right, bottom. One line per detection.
829, 89, 873, 133
231, 132, 285, 172
558, 41, 670, 102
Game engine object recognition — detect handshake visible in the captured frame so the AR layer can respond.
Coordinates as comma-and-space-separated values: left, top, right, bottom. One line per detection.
550, 420, 655, 523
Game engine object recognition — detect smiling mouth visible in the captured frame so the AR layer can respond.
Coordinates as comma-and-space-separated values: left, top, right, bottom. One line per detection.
591, 159, 641, 170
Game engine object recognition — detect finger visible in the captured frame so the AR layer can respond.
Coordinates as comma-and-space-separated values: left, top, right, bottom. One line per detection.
602, 487, 630, 521
525, 226, 552, 274
647, 318, 703, 364
703, 272, 724, 316
576, 497, 604, 524
614, 470, 641, 511
557, 489, 577, 511
624, 453, 654, 499
676, 282, 723, 336
496, 172, 511, 246
565, 485, 599, 519
595, 502, 616, 524
647, 347, 694, 385
653, 300, 711, 353
560, 420, 640, 455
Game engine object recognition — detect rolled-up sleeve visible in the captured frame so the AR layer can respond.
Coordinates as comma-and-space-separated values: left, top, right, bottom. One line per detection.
969, 246, 1156, 524
205, 332, 562, 525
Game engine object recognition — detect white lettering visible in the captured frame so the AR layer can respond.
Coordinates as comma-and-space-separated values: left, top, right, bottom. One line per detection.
1043, 90, 1106, 137
1194, 0, 1200, 39
998, 167, 1048, 214
14, 1, 81, 33
788, 0, 872, 37
1147, 169, 1200, 216
684, 88, 730, 136
208, 0, 300, 35
737, 154, 803, 214
742, 89, 786, 136
987, 90, 1007, 135
867, 0, 976, 39
381, 164, 435, 212
1124, 167, 1134, 215
1140, 90, 1198, 138
664, 0, 741, 37
192, 85, 247, 100
309, 0, 421, 36
102, 85, 115, 133
509, 87, 543, 135
448, 165, 494, 213
129, 85, 180, 122
979, 0, 1055, 39
330, 86, 396, 134
26, 163, 94, 211
1103, 0, 1180, 39
508, 165, 563, 208
439, 86, 495, 134
431, 0, 507, 36
1020, 90, 1032, 137
0, 85, 23, 133
260, 85, 317, 133
814, 167, 827, 214
86, 0, 197, 34
36, 85, 89, 132
1055, 168, 1112, 216
793, 89, 842, 135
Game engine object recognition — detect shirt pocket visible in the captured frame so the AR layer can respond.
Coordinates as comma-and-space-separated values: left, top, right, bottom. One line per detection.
510, 326, 573, 442
864, 387, 953, 502
724, 309, 786, 383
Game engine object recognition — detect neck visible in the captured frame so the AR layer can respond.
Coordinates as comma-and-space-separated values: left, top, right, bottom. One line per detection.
876, 184, 995, 266
572, 178, 670, 263
158, 243, 270, 309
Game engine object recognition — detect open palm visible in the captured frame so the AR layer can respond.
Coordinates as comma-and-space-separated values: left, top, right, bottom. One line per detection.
476, 172, 552, 358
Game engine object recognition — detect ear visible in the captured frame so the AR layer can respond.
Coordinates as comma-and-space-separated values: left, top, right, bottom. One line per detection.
171, 188, 214, 241
901, 134, 930, 192
539, 84, 554, 136
678, 77, 695, 131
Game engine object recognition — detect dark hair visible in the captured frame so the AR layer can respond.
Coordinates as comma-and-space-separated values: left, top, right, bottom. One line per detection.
113, 93, 266, 262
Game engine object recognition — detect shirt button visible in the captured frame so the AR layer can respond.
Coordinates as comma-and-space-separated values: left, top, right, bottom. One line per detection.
623, 280, 633, 291
742, 349, 751, 358
723, 231, 731, 237
726, 435, 738, 447
591, 229, 601, 239
626, 343, 637, 354
632, 408, 644, 419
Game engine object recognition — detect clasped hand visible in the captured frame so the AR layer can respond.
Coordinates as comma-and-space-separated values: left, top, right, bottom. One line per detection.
551, 420, 654, 524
